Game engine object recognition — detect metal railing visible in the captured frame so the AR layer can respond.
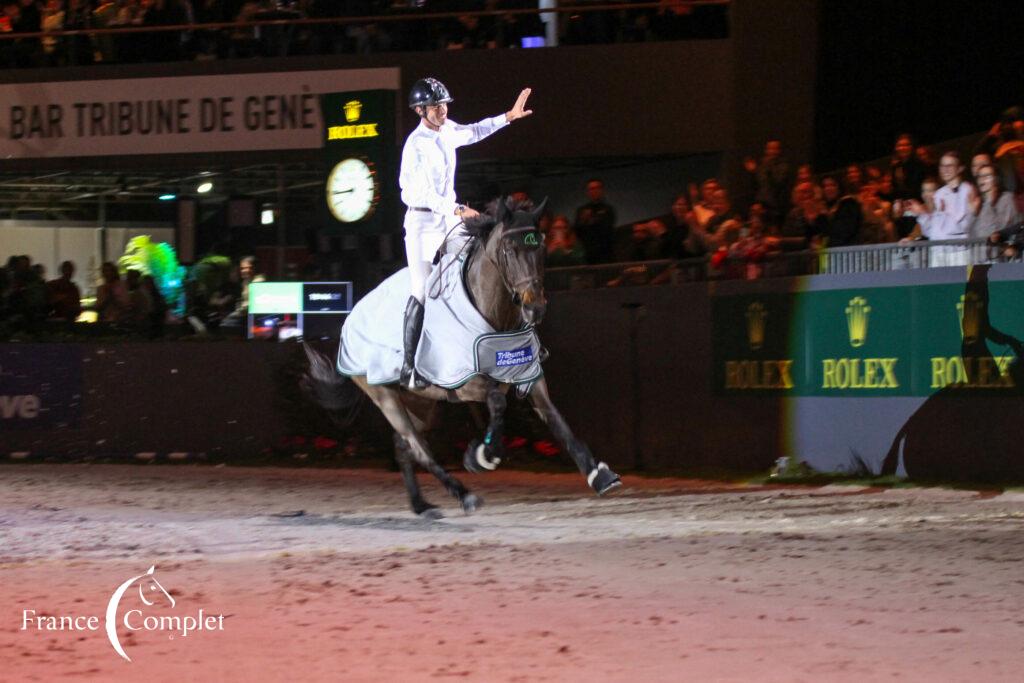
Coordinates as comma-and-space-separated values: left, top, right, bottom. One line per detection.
544, 238, 1019, 290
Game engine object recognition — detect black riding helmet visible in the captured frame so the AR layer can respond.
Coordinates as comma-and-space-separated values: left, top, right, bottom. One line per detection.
409, 78, 453, 111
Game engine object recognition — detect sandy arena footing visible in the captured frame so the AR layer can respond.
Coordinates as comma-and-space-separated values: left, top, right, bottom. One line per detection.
0, 464, 1022, 682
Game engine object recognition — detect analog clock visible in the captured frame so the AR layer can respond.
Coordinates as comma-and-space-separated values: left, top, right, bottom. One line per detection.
326, 157, 377, 222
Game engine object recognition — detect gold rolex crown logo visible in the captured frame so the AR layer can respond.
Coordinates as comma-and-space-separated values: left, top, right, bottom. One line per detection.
956, 292, 983, 344
745, 301, 767, 350
343, 100, 362, 123
845, 296, 870, 348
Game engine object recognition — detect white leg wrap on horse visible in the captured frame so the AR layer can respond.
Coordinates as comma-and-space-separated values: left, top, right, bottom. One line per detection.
475, 443, 500, 471
587, 462, 609, 487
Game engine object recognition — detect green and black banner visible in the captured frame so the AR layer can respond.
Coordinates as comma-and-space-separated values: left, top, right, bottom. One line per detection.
713, 276, 1024, 397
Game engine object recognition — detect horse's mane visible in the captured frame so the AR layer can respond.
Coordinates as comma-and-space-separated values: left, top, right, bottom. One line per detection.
461, 196, 536, 240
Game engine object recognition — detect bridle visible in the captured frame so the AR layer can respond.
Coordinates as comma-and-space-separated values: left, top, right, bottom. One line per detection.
433, 217, 544, 314
493, 224, 544, 307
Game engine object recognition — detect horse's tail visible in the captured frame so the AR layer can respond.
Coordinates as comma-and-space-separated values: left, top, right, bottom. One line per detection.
301, 343, 363, 428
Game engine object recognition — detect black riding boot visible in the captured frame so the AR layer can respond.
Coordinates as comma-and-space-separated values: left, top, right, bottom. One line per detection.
400, 296, 429, 389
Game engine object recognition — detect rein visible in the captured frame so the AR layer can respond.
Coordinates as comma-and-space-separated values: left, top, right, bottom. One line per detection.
432, 219, 541, 324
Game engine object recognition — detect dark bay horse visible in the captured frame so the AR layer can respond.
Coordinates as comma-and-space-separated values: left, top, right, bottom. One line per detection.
305, 198, 621, 518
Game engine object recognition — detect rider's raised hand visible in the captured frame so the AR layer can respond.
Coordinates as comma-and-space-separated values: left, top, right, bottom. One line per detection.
506, 88, 533, 123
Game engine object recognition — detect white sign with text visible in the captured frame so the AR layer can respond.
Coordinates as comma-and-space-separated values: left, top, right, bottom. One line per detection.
0, 67, 399, 159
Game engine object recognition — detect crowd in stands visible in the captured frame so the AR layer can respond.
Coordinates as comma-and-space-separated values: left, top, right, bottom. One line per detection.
0, 0, 728, 67
541, 110, 1024, 279
0, 254, 172, 334
0, 252, 268, 337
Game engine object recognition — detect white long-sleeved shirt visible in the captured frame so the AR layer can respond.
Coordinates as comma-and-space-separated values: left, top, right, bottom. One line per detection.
917, 181, 975, 240
399, 115, 508, 230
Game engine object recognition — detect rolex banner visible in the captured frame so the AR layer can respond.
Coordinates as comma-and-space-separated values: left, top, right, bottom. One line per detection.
320, 89, 397, 233
713, 278, 1024, 396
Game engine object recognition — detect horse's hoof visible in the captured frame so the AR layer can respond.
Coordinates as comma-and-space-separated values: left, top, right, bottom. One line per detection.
416, 505, 444, 520
460, 493, 483, 515
463, 440, 501, 473
588, 462, 622, 496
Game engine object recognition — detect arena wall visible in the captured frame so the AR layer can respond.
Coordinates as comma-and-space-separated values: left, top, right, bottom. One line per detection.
4, 262, 1022, 483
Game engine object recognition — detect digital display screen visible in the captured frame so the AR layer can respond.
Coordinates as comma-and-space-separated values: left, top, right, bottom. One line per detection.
247, 281, 352, 340
249, 283, 303, 315
303, 283, 351, 313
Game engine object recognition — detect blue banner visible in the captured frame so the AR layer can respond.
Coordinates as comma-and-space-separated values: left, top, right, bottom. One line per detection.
0, 346, 82, 431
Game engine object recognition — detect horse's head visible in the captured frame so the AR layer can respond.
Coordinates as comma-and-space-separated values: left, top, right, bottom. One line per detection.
467, 197, 548, 327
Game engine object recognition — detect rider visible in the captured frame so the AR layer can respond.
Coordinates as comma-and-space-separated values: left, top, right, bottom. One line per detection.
398, 77, 533, 388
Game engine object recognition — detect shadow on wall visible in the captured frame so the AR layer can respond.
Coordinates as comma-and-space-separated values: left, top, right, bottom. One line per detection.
881, 265, 1024, 482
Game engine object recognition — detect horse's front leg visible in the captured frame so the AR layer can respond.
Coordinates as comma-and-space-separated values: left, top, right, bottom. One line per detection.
464, 381, 508, 473
528, 376, 622, 495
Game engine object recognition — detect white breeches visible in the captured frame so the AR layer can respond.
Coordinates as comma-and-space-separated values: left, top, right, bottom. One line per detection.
404, 229, 445, 302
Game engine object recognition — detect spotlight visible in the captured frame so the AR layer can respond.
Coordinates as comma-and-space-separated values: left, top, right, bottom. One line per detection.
196, 181, 214, 194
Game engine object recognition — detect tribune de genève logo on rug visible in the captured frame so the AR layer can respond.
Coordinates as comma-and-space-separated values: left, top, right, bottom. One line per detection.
21, 565, 226, 662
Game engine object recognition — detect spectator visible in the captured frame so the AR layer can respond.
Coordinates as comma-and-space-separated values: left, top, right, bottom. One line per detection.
727, 208, 781, 280
704, 187, 741, 240
124, 268, 153, 328
781, 180, 827, 250
96, 261, 129, 322
858, 181, 894, 244
890, 133, 927, 238
573, 178, 617, 264
821, 175, 862, 247
969, 152, 993, 184
545, 214, 586, 268
6, 255, 47, 322
747, 139, 794, 226
916, 145, 938, 178
843, 163, 863, 195
691, 178, 719, 230
14, 0, 42, 64
661, 192, 711, 258
40, 0, 65, 65
62, 0, 93, 65
795, 163, 815, 185
46, 259, 82, 321
141, 274, 168, 337
628, 217, 674, 262
220, 254, 264, 327
1, 1, 25, 67
142, 0, 188, 63
91, 0, 121, 62
904, 152, 976, 266
975, 105, 1022, 159
968, 164, 1021, 240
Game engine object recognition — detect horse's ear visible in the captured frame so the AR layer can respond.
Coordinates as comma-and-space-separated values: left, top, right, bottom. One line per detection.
531, 197, 549, 224
495, 196, 511, 224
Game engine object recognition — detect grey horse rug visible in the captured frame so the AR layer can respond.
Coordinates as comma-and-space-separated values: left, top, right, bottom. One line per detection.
336, 253, 544, 388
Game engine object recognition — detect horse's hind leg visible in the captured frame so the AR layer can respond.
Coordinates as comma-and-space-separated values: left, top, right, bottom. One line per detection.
362, 382, 482, 514
394, 433, 443, 519
528, 377, 622, 495
464, 381, 507, 473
